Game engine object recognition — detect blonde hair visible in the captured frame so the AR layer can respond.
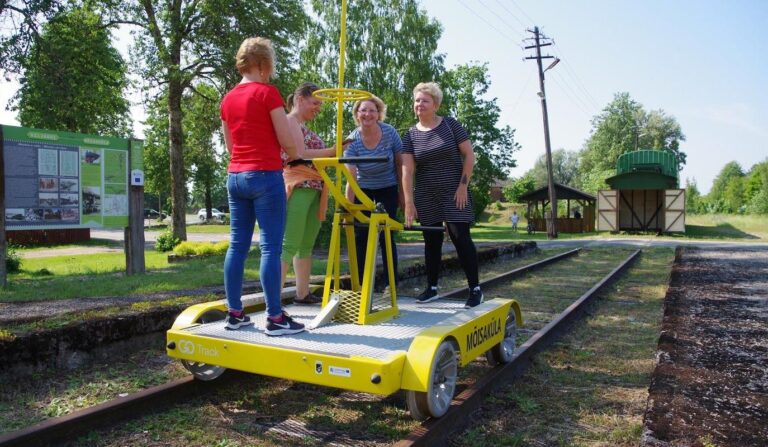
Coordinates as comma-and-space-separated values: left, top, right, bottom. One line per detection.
352, 95, 387, 124
413, 82, 443, 107
235, 37, 275, 77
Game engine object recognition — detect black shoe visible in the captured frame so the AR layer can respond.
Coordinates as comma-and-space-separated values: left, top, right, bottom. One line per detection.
464, 287, 484, 309
225, 311, 253, 330
294, 291, 322, 304
416, 286, 439, 304
265, 312, 305, 336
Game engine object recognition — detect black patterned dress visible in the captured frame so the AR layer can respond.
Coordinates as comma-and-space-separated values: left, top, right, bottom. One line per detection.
402, 116, 474, 225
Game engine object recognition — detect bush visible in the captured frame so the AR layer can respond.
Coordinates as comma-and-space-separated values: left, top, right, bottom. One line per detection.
6, 244, 22, 273
195, 243, 217, 257
155, 229, 181, 252
172, 241, 198, 256
172, 241, 230, 257
213, 241, 230, 256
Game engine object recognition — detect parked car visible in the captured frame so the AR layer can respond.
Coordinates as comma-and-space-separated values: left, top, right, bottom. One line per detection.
198, 208, 226, 222
144, 208, 167, 219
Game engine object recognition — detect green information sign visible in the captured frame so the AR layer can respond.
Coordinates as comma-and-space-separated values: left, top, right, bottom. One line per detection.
2, 125, 143, 230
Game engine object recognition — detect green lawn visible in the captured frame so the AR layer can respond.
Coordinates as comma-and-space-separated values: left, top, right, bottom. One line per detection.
5, 208, 765, 303
685, 213, 767, 240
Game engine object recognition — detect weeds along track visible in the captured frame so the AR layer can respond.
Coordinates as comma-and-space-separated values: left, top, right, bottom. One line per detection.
0, 247, 641, 447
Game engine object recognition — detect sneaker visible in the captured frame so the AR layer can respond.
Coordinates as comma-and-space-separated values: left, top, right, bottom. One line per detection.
225, 311, 253, 330
416, 286, 440, 304
265, 311, 306, 336
464, 287, 484, 309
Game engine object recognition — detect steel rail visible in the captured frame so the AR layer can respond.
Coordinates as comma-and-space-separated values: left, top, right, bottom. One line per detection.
0, 247, 585, 446
394, 249, 641, 447
441, 247, 581, 300
0, 373, 242, 447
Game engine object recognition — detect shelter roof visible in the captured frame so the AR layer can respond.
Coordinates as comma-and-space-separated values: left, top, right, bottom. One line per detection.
518, 183, 596, 202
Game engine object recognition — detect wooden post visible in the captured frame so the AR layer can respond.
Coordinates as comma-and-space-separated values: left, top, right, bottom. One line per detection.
0, 126, 6, 287
125, 139, 145, 274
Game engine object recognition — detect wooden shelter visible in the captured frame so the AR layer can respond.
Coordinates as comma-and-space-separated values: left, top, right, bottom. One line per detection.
598, 150, 685, 233
519, 183, 596, 233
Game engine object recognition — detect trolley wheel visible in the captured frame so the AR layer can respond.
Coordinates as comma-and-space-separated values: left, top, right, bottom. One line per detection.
485, 309, 517, 366
181, 309, 227, 381
406, 340, 458, 420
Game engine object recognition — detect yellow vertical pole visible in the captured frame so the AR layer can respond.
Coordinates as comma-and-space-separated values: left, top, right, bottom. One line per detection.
336, 0, 348, 162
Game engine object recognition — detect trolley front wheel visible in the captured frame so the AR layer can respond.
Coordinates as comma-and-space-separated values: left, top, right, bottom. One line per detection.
485, 309, 517, 366
406, 339, 458, 420
181, 309, 228, 381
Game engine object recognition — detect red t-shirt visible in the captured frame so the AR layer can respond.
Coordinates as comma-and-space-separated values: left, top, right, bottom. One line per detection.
220, 82, 285, 172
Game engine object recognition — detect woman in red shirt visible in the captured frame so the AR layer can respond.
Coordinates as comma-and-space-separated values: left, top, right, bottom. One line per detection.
220, 37, 304, 336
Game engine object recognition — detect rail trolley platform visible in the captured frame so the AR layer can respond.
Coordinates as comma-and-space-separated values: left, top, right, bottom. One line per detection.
166, 293, 521, 419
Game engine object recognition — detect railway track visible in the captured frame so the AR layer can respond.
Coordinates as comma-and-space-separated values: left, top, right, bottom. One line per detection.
0, 247, 640, 447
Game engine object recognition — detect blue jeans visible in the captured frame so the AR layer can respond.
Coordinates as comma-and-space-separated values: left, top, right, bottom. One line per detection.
224, 171, 286, 318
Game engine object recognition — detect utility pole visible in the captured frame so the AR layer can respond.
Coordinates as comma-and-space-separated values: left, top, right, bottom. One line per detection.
525, 26, 558, 239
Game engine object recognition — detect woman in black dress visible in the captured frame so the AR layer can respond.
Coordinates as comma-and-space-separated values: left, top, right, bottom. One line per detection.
401, 82, 483, 308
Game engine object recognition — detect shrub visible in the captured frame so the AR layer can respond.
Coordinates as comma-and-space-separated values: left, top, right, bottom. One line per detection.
172, 241, 198, 256
155, 229, 181, 252
6, 244, 22, 273
213, 241, 230, 256
173, 241, 230, 257
194, 243, 216, 257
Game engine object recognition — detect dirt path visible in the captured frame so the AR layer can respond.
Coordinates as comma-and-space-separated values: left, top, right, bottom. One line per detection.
643, 247, 768, 446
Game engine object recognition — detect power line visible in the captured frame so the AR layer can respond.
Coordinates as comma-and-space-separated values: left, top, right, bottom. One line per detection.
506, 70, 535, 116
509, 0, 537, 25
475, 0, 527, 41
551, 42, 601, 110
494, 0, 530, 29
456, 0, 524, 46
548, 71, 593, 118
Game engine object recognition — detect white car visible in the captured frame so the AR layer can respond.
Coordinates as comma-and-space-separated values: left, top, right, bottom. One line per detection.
198, 208, 226, 222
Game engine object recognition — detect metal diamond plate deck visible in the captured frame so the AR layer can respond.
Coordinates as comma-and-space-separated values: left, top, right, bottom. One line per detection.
180, 297, 466, 360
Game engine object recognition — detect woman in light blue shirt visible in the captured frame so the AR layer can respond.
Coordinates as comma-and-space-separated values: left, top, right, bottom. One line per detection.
344, 95, 403, 291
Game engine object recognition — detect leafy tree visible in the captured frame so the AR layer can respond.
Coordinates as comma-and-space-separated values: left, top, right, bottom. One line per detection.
578, 92, 686, 192
0, 0, 65, 78
684, 177, 704, 214
744, 159, 768, 214
301, 0, 445, 140
142, 94, 172, 215
441, 63, 520, 218
185, 84, 228, 216
12, 5, 131, 136
707, 161, 744, 213
503, 172, 536, 203
528, 148, 579, 188
110, 0, 308, 240
723, 178, 745, 213
143, 86, 228, 219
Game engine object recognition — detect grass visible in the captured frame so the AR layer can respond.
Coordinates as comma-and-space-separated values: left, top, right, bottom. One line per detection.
0, 348, 189, 433
12, 238, 121, 251
2, 252, 234, 302
454, 247, 675, 446
685, 213, 768, 240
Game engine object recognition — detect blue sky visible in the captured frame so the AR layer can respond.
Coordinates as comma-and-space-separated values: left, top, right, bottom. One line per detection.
2, 0, 765, 193
420, 0, 767, 193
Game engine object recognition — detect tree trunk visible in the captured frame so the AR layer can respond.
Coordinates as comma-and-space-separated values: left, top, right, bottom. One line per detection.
168, 79, 187, 240
205, 179, 212, 218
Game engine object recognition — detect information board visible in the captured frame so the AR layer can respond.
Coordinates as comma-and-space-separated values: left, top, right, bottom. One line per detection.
2, 125, 143, 230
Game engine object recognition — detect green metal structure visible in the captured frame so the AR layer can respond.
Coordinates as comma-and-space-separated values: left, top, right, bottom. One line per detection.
605, 150, 680, 190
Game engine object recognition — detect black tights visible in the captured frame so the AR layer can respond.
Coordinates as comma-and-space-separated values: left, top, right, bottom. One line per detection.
422, 221, 479, 289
